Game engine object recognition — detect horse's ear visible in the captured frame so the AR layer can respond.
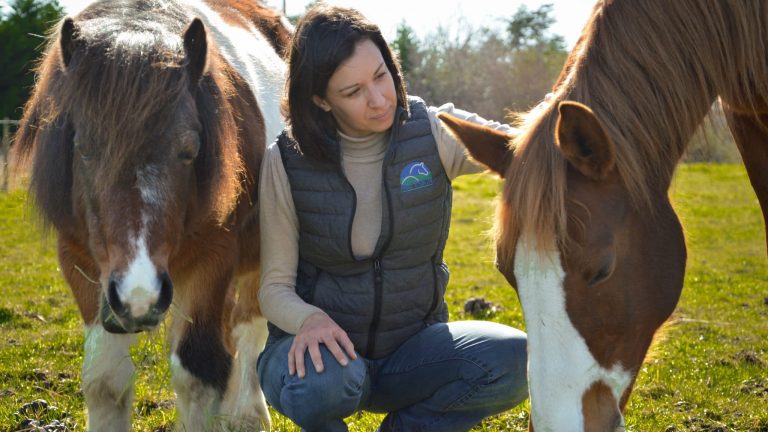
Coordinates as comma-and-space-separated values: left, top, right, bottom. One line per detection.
555, 101, 616, 181
183, 18, 208, 84
60, 17, 79, 67
437, 112, 515, 178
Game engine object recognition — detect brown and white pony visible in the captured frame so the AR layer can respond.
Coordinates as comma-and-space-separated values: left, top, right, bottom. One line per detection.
439, 0, 768, 430
12, 0, 289, 430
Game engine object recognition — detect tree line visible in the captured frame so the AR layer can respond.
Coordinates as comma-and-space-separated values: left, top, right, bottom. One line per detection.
392, 4, 567, 122
0, 0, 63, 121
0, 0, 738, 162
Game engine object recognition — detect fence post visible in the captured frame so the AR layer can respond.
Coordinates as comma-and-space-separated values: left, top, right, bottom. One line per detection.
1, 118, 9, 192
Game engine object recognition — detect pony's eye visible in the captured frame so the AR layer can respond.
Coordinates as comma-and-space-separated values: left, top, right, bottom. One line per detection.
178, 135, 200, 164
74, 138, 94, 161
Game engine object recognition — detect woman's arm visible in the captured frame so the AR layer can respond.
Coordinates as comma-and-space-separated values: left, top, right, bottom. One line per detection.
258, 144, 356, 377
258, 144, 322, 333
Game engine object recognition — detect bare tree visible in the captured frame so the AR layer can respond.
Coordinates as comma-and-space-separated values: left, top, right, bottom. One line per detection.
397, 5, 568, 122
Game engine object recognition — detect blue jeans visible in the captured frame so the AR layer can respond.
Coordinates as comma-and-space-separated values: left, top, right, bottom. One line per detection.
257, 321, 528, 432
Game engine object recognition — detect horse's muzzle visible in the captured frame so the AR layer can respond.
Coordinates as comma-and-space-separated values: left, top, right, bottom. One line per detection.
103, 271, 173, 333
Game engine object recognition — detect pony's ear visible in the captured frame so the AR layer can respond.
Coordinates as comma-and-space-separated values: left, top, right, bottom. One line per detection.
183, 18, 208, 84
437, 112, 515, 178
555, 101, 616, 181
60, 17, 79, 67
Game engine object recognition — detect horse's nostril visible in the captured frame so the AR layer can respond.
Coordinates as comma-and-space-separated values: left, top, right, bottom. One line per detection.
107, 271, 128, 317
155, 271, 173, 314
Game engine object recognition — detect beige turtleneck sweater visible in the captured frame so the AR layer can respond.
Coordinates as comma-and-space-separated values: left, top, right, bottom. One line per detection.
258, 103, 514, 334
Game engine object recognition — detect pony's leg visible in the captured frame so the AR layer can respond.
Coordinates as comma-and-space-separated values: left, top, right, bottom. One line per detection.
221, 271, 271, 431
82, 325, 137, 431
169, 277, 234, 432
58, 238, 137, 431
722, 108, 768, 253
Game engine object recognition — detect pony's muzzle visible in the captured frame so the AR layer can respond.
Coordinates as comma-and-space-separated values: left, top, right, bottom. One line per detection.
105, 270, 173, 332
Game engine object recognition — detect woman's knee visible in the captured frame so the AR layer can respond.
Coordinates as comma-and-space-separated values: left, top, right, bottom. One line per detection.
487, 324, 528, 406
279, 350, 367, 428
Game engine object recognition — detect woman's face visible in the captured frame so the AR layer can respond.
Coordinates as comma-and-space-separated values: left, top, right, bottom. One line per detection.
313, 38, 397, 138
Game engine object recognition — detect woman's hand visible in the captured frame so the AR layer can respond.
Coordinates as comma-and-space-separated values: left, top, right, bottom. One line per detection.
289, 311, 358, 378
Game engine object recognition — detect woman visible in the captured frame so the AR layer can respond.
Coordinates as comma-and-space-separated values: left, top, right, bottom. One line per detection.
257, 4, 528, 431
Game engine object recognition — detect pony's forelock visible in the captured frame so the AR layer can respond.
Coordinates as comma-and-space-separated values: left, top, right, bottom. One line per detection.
12, 1, 246, 228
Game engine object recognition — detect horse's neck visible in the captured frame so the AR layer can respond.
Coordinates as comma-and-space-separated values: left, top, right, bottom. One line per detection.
185, 1, 286, 142
569, 0, 733, 187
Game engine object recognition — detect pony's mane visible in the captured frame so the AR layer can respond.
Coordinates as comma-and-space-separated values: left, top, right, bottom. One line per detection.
13, 0, 245, 227
497, 0, 768, 260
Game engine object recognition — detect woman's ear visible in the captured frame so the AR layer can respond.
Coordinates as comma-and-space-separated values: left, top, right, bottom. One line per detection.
312, 95, 331, 112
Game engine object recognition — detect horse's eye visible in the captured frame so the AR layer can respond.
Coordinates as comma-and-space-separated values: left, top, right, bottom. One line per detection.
178, 136, 200, 164
74, 138, 94, 161
588, 267, 610, 286
587, 255, 615, 287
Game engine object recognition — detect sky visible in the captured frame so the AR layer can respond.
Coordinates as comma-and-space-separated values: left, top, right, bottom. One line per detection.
25, 0, 595, 50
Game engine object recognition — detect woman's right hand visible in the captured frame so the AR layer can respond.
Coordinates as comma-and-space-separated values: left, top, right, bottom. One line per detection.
288, 311, 358, 378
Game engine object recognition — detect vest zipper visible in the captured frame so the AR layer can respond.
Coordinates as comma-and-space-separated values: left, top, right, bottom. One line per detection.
366, 258, 384, 356
365, 118, 399, 357
334, 145, 358, 261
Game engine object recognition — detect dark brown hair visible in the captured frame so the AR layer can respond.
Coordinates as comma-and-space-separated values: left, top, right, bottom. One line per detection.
12, 0, 245, 227
282, 4, 408, 162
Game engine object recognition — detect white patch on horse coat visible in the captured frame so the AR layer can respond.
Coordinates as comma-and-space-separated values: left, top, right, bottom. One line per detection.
514, 236, 632, 431
136, 164, 168, 209
170, 353, 221, 432
221, 317, 271, 430
118, 169, 166, 317
185, 1, 286, 144
78, 16, 183, 52
82, 325, 136, 432
120, 234, 160, 317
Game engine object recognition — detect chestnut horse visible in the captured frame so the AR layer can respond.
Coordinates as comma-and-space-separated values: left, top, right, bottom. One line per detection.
439, 0, 768, 430
12, 0, 289, 430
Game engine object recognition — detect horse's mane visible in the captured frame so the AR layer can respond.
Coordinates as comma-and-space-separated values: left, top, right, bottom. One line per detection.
498, 0, 768, 260
13, 0, 246, 228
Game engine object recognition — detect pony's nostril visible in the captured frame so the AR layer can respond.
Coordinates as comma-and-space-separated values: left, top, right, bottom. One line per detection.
155, 271, 173, 314
107, 271, 128, 317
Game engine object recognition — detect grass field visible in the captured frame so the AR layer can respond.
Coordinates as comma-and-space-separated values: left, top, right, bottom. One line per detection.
1, 163, 766, 431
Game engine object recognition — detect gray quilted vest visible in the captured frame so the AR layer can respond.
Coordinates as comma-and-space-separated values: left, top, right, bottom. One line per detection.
270, 97, 452, 359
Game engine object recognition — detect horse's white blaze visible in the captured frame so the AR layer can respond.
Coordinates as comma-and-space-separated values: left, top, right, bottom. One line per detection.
82, 325, 136, 432
515, 236, 632, 431
222, 317, 271, 430
170, 353, 221, 431
121, 234, 160, 317
186, 1, 286, 144
118, 171, 166, 317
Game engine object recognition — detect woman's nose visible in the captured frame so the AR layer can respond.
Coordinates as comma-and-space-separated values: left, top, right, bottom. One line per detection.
368, 87, 385, 108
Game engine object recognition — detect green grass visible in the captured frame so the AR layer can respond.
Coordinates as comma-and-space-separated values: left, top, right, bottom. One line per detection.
1, 163, 766, 431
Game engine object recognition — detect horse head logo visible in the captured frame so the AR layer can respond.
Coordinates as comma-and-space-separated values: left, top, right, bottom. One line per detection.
400, 161, 433, 192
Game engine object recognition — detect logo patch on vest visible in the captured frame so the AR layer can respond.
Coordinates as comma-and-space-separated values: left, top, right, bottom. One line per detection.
400, 161, 433, 192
